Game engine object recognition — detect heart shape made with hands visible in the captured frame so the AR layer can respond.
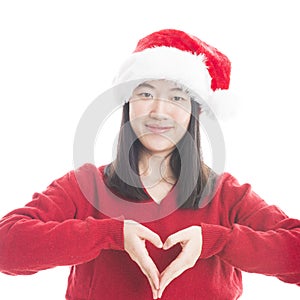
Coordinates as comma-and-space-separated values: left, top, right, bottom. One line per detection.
124, 222, 202, 299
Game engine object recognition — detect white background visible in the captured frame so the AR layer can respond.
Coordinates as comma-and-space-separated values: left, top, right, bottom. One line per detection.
0, 0, 300, 299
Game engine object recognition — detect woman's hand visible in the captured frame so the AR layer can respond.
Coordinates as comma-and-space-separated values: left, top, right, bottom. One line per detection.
158, 226, 203, 298
124, 222, 202, 299
124, 220, 163, 299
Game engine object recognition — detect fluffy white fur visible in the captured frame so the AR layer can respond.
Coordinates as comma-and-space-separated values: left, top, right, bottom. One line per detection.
113, 47, 212, 101
112, 47, 237, 120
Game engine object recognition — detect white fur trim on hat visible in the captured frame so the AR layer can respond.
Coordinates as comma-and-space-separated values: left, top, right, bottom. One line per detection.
112, 47, 212, 102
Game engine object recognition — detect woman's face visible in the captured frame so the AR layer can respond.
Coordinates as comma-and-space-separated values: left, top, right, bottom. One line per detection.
129, 80, 192, 156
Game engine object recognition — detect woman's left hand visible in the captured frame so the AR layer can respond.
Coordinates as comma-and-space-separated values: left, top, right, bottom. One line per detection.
158, 226, 203, 298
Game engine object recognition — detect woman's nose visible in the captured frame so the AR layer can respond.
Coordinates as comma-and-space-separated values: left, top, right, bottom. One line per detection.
149, 98, 169, 119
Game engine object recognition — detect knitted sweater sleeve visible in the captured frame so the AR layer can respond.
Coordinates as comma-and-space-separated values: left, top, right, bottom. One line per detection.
0, 164, 124, 276
200, 173, 300, 285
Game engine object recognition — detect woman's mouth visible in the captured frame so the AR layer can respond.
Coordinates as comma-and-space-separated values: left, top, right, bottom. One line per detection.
145, 124, 173, 134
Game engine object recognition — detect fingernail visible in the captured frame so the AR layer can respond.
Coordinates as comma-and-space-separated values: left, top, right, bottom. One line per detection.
163, 244, 169, 250
153, 290, 159, 299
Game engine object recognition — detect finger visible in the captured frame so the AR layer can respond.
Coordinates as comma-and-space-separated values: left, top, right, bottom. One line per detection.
136, 254, 160, 294
158, 252, 187, 298
138, 225, 163, 249
137, 249, 160, 289
131, 252, 160, 298
163, 229, 186, 250
152, 289, 159, 299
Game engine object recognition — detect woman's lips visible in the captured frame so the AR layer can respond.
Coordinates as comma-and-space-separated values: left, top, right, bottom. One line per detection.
145, 124, 173, 134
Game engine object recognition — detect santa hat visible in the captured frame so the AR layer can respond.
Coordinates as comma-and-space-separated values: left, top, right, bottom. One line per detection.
113, 29, 235, 119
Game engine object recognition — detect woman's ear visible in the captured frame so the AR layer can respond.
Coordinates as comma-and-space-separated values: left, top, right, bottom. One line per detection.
198, 106, 202, 115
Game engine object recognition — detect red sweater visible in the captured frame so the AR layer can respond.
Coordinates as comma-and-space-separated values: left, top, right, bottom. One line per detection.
0, 163, 300, 299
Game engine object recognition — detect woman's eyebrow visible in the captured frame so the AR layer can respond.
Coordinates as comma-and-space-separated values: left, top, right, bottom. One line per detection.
170, 87, 185, 92
136, 83, 155, 89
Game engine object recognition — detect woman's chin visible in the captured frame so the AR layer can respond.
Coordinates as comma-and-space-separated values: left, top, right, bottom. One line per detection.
140, 139, 176, 156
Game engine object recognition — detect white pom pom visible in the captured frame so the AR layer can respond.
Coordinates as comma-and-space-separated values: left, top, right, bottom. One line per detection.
201, 89, 240, 121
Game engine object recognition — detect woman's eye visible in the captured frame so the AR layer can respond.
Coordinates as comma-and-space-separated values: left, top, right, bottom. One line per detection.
138, 92, 153, 99
172, 96, 185, 101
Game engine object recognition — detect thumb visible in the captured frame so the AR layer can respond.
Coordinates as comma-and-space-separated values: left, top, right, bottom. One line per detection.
139, 225, 163, 249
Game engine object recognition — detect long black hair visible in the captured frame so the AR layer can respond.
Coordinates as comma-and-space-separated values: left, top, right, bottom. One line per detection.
104, 100, 216, 209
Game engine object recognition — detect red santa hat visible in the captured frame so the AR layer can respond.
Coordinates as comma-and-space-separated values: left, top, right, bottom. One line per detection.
113, 29, 235, 118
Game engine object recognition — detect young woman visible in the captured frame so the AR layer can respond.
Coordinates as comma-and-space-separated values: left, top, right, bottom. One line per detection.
0, 29, 299, 300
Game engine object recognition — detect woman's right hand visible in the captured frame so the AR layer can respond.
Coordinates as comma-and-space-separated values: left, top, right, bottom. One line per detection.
124, 220, 163, 299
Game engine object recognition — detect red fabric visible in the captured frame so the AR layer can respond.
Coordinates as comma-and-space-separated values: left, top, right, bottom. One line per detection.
0, 163, 300, 299
134, 29, 231, 91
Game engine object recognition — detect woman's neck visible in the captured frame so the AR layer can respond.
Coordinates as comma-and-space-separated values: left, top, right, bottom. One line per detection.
138, 151, 176, 190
